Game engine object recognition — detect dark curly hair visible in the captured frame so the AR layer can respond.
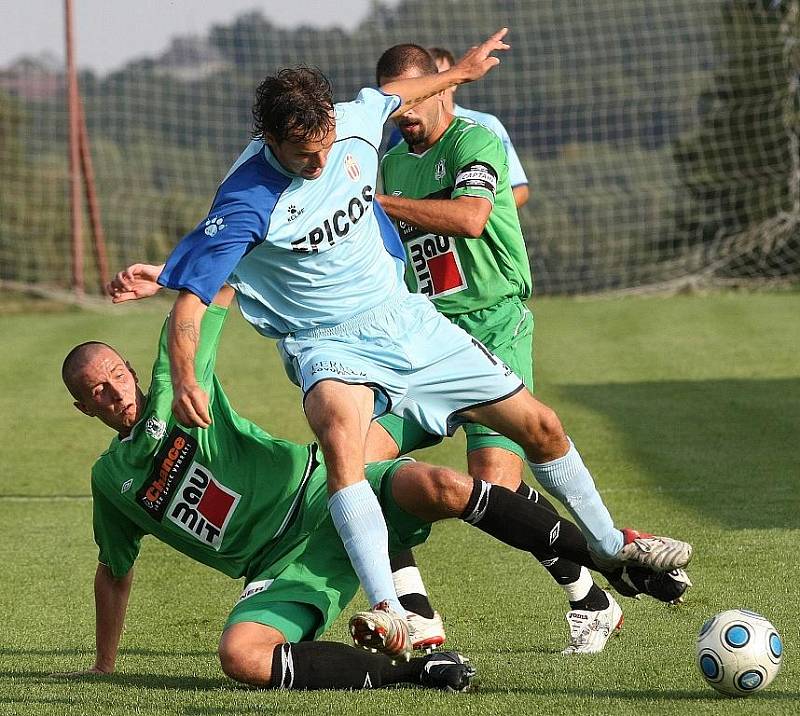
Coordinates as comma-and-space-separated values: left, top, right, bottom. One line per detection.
252, 66, 335, 144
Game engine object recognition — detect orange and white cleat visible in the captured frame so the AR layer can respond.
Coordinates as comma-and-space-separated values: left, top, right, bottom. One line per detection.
348, 601, 412, 660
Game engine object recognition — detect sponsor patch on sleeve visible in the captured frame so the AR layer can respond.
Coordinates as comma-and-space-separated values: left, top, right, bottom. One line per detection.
454, 161, 498, 195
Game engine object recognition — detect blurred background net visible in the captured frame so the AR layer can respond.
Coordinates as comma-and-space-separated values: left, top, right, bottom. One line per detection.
1, 0, 798, 296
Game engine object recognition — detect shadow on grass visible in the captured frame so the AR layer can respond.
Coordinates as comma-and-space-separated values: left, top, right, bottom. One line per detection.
2, 669, 231, 691
474, 685, 800, 701
559, 378, 800, 530
0, 647, 213, 658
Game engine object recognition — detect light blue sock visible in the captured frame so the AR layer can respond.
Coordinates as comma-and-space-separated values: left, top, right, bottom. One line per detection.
528, 438, 624, 558
328, 480, 404, 613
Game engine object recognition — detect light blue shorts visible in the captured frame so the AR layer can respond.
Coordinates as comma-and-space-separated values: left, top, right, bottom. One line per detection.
277, 292, 525, 437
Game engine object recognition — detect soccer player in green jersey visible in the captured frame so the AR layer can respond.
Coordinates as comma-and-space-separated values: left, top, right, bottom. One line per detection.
63, 274, 690, 687
367, 43, 651, 653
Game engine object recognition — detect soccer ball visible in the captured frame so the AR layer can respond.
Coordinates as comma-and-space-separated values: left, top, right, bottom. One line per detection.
696, 609, 783, 697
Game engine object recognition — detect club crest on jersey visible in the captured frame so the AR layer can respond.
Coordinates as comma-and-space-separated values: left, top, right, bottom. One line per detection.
166, 462, 240, 550
344, 153, 361, 181
204, 216, 226, 237
434, 158, 446, 181
144, 415, 167, 440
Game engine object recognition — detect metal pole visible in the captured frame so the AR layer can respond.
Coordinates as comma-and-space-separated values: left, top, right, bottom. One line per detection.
65, 0, 83, 297
78, 97, 110, 291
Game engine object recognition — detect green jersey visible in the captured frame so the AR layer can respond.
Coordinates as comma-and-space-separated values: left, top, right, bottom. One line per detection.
381, 117, 532, 316
91, 305, 318, 581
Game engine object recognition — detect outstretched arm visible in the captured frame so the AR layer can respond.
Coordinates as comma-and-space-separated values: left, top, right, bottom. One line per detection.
106, 263, 165, 303
381, 28, 509, 118
54, 564, 133, 676
108, 264, 235, 310
93, 564, 133, 673
168, 290, 211, 428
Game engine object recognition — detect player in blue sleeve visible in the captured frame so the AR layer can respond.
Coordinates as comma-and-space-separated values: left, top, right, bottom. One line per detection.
110, 28, 692, 660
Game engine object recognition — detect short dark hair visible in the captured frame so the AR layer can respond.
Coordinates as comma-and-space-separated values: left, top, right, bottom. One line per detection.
62, 341, 119, 399
428, 47, 456, 68
375, 44, 438, 85
252, 66, 335, 143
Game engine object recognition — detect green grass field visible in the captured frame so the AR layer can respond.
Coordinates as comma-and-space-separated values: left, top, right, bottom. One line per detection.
1, 291, 798, 715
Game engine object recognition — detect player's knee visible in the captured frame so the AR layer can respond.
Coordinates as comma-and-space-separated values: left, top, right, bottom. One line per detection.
520, 404, 566, 458
218, 630, 281, 687
424, 465, 472, 513
218, 642, 255, 684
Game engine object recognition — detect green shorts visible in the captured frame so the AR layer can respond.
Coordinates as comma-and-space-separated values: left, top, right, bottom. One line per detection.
224, 459, 430, 642
378, 297, 534, 459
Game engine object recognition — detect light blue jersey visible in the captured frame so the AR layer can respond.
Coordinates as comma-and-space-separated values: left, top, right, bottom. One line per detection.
452, 104, 528, 189
387, 104, 528, 189
159, 88, 406, 338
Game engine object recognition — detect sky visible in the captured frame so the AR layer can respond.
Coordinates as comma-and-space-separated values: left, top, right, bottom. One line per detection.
2, 0, 391, 73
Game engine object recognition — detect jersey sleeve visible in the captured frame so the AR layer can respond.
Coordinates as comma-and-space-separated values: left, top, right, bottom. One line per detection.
494, 123, 528, 188
337, 88, 401, 151
92, 478, 144, 579
450, 125, 507, 205
158, 194, 266, 305
150, 304, 229, 390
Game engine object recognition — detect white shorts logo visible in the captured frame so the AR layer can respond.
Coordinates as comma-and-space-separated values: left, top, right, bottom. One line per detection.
237, 578, 274, 604
166, 462, 240, 550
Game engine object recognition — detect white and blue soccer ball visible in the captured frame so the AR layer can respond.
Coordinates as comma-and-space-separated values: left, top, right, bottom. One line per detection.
696, 609, 783, 697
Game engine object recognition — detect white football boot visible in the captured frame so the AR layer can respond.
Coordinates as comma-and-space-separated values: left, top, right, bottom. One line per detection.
408, 611, 446, 652
615, 528, 693, 572
561, 591, 623, 655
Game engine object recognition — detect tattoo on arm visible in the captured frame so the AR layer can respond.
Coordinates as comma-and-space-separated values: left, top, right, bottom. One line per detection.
176, 320, 199, 345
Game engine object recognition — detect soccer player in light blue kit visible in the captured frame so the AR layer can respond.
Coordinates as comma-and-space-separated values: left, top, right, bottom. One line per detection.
123, 29, 691, 659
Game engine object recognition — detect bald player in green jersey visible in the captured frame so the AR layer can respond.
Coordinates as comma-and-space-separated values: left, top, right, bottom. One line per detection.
367, 43, 620, 651
61, 271, 691, 688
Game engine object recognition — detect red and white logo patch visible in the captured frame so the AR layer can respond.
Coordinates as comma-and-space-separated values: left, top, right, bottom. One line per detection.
406, 233, 467, 298
166, 462, 240, 550
344, 153, 360, 181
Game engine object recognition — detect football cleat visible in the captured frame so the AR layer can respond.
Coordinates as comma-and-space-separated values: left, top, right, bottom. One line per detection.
609, 566, 693, 605
348, 601, 412, 660
419, 651, 476, 692
561, 591, 623, 655
408, 611, 446, 652
615, 528, 693, 572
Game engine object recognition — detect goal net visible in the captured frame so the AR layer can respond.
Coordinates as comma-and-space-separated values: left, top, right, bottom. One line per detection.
1, 0, 798, 296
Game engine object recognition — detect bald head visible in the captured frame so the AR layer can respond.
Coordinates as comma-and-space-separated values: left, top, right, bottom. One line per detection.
62, 341, 121, 399
62, 341, 143, 436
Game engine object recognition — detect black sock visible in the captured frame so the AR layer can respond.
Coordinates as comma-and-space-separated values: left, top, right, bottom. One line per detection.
569, 583, 610, 612
514, 482, 584, 585
270, 642, 424, 690
390, 550, 435, 619
515, 481, 559, 515
461, 479, 595, 569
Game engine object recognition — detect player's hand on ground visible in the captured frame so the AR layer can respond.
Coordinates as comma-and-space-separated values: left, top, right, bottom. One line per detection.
106, 263, 164, 303
172, 382, 212, 428
455, 28, 510, 82
50, 665, 111, 678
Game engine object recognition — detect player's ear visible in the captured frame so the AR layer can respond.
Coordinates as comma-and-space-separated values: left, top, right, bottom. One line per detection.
74, 400, 94, 418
